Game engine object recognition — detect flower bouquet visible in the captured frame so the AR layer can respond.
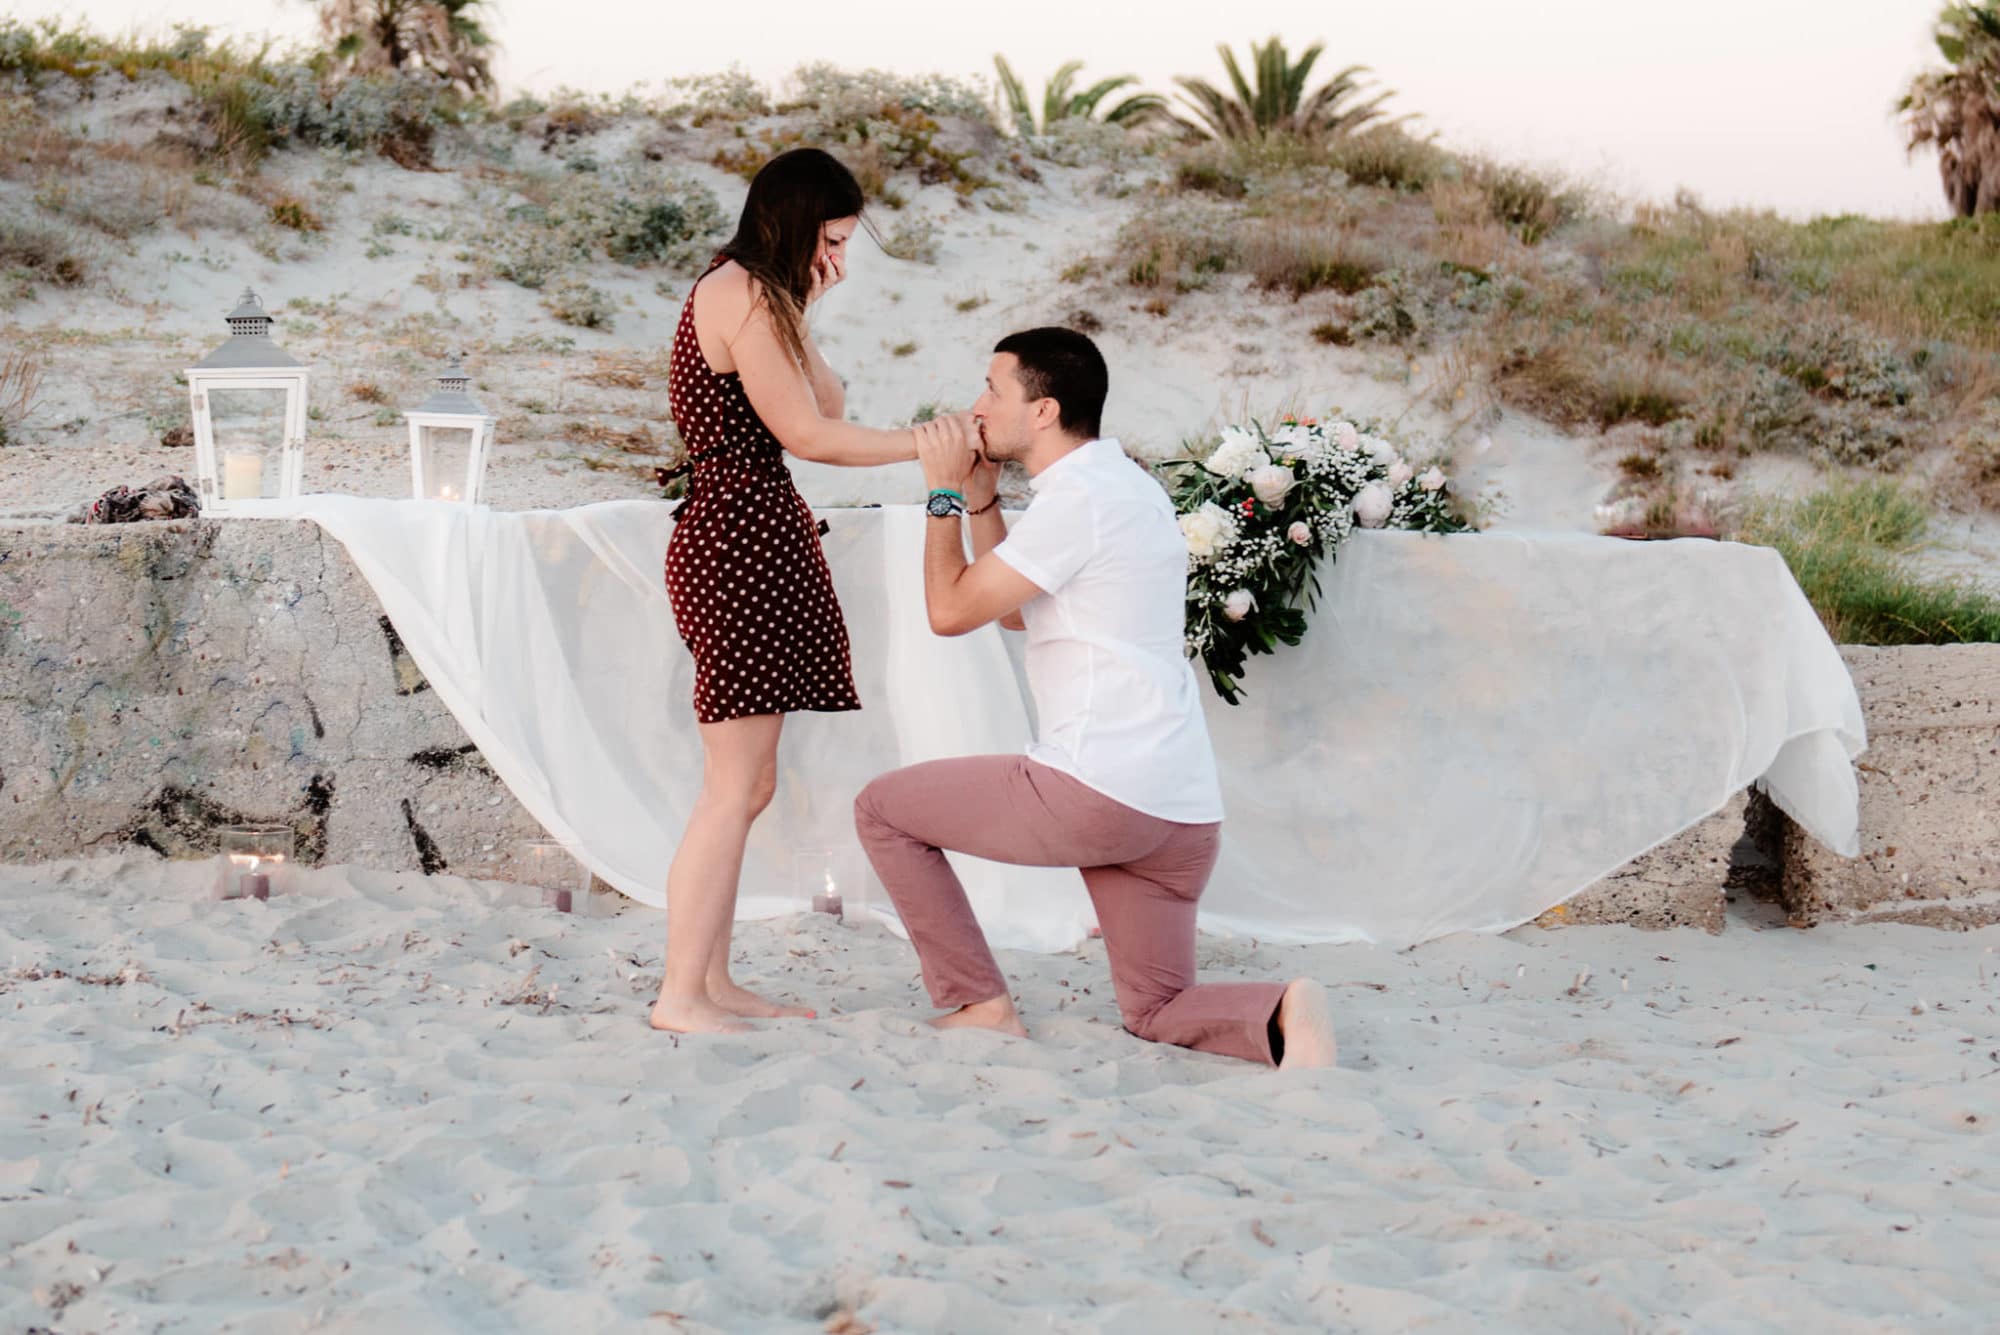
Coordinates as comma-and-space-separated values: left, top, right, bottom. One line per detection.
1160, 415, 1472, 704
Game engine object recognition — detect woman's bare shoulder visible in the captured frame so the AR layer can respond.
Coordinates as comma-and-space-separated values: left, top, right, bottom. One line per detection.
692, 260, 754, 314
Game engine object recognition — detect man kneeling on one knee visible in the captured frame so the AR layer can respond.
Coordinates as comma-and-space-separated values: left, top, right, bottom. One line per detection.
852, 327, 1337, 1069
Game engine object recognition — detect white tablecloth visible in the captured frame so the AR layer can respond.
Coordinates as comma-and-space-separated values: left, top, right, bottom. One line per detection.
287, 496, 1865, 951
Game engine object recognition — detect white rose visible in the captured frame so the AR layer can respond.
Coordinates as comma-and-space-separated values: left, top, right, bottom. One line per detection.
1271, 422, 1317, 461
1363, 435, 1397, 467
1387, 460, 1414, 488
1419, 466, 1447, 492
1287, 520, 1312, 546
1223, 589, 1257, 621
1204, 428, 1267, 479
1247, 463, 1295, 508
1353, 483, 1393, 528
1179, 501, 1236, 560
1331, 421, 1360, 450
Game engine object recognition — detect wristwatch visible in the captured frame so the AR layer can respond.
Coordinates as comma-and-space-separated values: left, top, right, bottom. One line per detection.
926, 489, 966, 519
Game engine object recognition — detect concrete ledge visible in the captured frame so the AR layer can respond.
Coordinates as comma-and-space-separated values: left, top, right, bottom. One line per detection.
1778, 645, 2000, 928
1541, 791, 1749, 934
0, 520, 544, 880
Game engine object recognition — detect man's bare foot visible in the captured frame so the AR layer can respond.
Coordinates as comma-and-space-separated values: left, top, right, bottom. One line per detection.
1275, 978, 1337, 1070
708, 979, 816, 1020
649, 993, 754, 1035
929, 993, 1028, 1038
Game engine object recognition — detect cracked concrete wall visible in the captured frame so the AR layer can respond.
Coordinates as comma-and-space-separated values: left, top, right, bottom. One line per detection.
1779, 645, 2000, 928
3, 523, 1992, 932
0, 520, 543, 881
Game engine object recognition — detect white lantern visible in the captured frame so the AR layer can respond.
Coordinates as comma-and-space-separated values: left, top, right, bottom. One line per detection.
186, 287, 311, 516
407, 355, 495, 504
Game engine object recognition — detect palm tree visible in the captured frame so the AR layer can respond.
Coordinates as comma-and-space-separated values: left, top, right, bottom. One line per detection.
1899, 2, 2000, 216
317, 0, 498, 96
1173, 37, 1392, 142
992, 55, 1168, 136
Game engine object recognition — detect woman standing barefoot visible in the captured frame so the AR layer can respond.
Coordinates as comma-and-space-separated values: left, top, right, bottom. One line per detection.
651, 148, 938, 1035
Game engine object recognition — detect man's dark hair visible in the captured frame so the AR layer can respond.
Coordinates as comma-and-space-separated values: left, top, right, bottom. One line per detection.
993, 327, 1108, 440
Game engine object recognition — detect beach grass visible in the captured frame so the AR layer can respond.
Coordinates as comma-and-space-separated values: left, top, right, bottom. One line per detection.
1736, 481, 2000, 644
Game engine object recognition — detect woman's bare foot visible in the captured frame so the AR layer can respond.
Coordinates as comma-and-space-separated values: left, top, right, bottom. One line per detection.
930, 993, 1028, 1038
708, 978, 816, 1020
1275, 978, 1337, 1070
649, 992, 754, 1035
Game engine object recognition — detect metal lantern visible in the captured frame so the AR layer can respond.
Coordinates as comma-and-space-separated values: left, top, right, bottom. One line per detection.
186, 287, 311, 515
407, 355, 494, 504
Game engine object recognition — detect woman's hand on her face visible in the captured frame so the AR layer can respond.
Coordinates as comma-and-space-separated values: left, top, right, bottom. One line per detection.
807, 248, 846, 306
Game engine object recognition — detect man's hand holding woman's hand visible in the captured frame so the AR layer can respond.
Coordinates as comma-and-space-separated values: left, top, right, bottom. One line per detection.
914, 412, 986, 497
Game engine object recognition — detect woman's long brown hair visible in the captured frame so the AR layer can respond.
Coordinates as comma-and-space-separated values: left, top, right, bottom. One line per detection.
716, 148, 869, 367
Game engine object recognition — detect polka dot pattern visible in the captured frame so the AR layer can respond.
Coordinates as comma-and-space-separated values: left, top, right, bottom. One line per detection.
664, 262, 862, 725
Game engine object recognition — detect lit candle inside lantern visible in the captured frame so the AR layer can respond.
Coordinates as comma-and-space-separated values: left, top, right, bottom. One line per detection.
439, 482, 458, 502
221, 452, 264, 500
226, 852, 277, 900
812, 868, 842, 919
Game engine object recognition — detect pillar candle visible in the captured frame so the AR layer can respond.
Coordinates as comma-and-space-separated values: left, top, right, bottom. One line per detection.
221, 452, 264, 500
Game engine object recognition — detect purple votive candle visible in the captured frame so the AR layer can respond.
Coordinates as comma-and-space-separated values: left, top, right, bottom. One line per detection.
239, 873, 270, 901
545, 887, 573, 913
812, 890, 842, 919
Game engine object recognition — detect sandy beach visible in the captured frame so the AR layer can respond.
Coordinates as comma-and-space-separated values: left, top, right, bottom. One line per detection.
4, 854, 1997, 1332
5, 17, 2000, 1333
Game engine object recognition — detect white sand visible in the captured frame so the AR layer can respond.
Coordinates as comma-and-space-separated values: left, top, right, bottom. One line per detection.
4, 854, 1997, 1332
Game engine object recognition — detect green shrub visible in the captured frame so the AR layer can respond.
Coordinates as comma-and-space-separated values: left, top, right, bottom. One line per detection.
545, 279, 616, 330
1735, 481, 2000, 643
471, 166, 724, 289
0, 209, 86, 291
1325, 127, 1448, 192
881, 215, 940, 264
1466, 160, 1584, 244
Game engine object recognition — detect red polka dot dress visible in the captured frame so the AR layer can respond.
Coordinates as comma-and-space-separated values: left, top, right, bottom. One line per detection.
664, 263, 861, 724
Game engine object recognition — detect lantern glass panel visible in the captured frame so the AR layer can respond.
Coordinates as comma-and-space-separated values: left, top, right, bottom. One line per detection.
419, 423, 476, 501
207, 388, 289, 500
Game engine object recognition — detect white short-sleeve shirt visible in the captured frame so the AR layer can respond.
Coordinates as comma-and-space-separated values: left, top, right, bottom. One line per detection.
991, 438, 1224, 824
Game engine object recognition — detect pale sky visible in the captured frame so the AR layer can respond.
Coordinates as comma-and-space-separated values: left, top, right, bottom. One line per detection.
15, 0, 1955, 219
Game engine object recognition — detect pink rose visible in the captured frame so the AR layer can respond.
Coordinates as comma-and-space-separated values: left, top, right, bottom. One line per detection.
1419, 466, 1447, 492
1287, 520, 1312, 546
1223, 589, 1257, 621
1387, 460, 1414, 488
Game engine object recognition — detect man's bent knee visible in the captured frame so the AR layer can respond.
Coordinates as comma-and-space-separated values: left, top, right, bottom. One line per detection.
854, 767, 910, 823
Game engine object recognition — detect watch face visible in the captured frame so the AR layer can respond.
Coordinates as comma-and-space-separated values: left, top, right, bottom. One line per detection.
926, 493, 959, 517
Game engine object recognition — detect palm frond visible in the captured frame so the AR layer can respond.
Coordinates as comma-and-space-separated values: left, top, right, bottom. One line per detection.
1175, 38, 1392, 141
1070, 73, 1138, 119
1218, 43, 1258, 119
993, 54, 1035, 135
1103, 91, 1170, 126
1042, 59, 1084, 128
1284, 40, 1325, 119
1173, 75, 1250, 141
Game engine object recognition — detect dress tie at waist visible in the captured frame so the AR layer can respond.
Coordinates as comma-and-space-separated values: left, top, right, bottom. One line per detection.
657, 461, 831, 536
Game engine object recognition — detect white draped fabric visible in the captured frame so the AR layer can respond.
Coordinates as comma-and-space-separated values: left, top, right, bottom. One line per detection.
284, 495, 1865, 951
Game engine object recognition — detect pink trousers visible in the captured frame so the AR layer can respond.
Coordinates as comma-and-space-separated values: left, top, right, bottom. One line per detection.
853, 756, 1287, 1065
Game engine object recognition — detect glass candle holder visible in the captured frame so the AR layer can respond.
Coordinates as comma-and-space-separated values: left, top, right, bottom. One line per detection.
516, 836, 591, 915
213, 825, 293, 901
794, 847, 869, 922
